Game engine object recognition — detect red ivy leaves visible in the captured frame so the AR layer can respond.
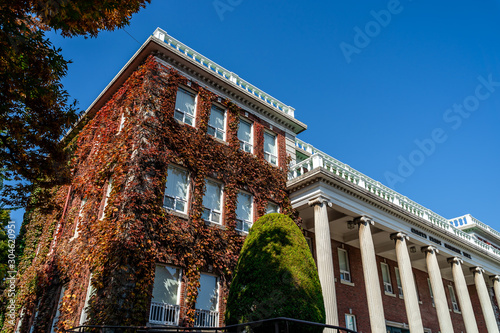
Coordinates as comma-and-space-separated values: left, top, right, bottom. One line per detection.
7, 54, 297, 332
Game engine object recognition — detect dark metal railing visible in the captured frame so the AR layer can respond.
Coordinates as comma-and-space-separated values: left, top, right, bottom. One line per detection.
64, 317, 358, 333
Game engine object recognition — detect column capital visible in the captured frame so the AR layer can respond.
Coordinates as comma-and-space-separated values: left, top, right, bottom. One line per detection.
470, 267, 485, 275
490, 275, 500, 282
447, 257, 463, 265
308, 196, 332, 208
421, 245, 439, 255
390, 232, 409, 242
353, 215, 374, 226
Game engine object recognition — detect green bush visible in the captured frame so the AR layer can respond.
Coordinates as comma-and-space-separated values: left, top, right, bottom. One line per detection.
225, 213, 325, 333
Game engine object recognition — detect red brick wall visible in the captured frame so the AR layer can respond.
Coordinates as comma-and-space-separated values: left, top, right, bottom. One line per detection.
469, 284, 487, 332
308, 232, 478, 333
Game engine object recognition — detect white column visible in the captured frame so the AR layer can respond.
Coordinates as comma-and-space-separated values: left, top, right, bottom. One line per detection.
492, 275, 500, 314
308, 197, 338, 327
422, 246, 454, 333
355, 216, 386, 333
390, 233, 423, 333
471, 267, 499, 333
447, 257, 479, 333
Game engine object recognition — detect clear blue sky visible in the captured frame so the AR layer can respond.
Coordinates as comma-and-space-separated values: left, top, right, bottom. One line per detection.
9, 0, 500, 234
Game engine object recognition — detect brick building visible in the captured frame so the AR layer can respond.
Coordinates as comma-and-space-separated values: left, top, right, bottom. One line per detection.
8, 28, 500, 333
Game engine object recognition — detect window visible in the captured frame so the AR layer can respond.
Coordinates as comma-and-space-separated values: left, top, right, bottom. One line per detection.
99, 179, 112, 220
238, 119, 253, 153
345, 314, 357, 331
413, 273, 421, 302
381, 263, 393, 294
29, 301, 40, 333
195, 274, 219, 327
117, 112, 125, 133
72, 198, 87, 239
164, 166, 190, 213
50, 286, 66, 333
305, 237, 314, 254
202, 180, 223, 224
208, 105, 226, 140
266, 202, 279, 214
236, 191, 253, 233
79, 275, 95, 325
427, 278, 434, 307
150, 265, 182, 325
338, 249, 351, 283
264, 131, 277, 165
395, 267, 403, 297
174, 88, 196, 126
448, 285, 460, 312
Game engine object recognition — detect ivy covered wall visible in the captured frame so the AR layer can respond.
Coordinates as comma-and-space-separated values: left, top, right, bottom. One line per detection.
4, 54, 298, 332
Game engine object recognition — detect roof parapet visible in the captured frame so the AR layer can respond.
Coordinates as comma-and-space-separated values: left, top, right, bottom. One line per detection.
290, 138, 500, 258
153, 27, 295, 118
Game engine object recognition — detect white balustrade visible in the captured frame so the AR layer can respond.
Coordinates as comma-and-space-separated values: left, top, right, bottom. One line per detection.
194, 309, 219, 327
149, 302, 180, 326
153, 28, 295, 118
291, 138, 500, 260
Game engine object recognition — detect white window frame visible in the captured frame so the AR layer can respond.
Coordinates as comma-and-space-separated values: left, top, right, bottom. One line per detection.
80, 275, 95, 325
99, 179, 112, 220
194, 273, 220, 327
117, 111, 126, 134
263, 131, 278, 165
235, 191, 253, 233
50, 287, 66, 333
207, 105, 226, 140
381, 263, 393, 294
202, 179, 223, 224
163, 165, 190, 214
427, 278, 435, 307
266, 202, 279, 214
413, 272, 421, 302
72, 198, 87, 239
345, 314, 357, 331
394, 267, 403, 298
150, 264, 182, 326
305, 237, 314, 255
238, 118, 253, 153
338, 248, 352, 283
174, 87, 196, 126
448, 285, 460, 312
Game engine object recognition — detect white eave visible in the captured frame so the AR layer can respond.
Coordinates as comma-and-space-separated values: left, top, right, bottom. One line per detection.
64, 28, 306, 141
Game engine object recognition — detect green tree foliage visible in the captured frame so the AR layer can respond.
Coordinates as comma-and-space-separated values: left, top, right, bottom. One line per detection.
0, 0, 150, 208
225, 213, 325, 333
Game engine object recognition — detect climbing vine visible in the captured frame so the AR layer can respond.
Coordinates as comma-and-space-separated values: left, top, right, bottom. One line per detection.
2, 54, 297, 332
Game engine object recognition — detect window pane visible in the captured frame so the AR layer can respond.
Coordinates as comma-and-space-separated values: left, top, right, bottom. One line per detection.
209, 106, 225, 131
152, 266, 181, 305
266, 202, 279, 214
345, 315, 356, 330
196, 274, 218, 311
165, 166, 189, 199
338, 250, 348, 271
264, 132, 276, 154
236, 192, 252, 221
395, 268, 402, 287
175, 89, 195, 116
238, 120, 251, 142
203, 181, 222, 211
381, 264, 390, 283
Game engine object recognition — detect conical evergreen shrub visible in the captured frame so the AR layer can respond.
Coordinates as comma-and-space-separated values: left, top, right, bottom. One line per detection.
225, 213, 325, 333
